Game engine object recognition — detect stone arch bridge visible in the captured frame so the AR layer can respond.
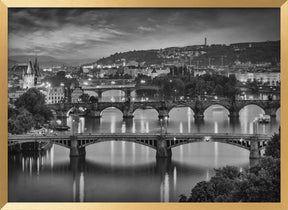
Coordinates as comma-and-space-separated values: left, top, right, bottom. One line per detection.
82, 84, 160, 101
47, 99, 280, 120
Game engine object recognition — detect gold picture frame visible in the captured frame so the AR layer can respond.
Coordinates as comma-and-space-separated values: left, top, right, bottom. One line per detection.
0, 0, 288, 209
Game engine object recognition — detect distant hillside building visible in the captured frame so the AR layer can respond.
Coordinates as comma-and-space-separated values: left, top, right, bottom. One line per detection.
22, 57, 41, 89
82, 64, 94, 73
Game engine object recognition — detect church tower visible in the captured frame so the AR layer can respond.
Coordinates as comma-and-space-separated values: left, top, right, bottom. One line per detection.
22, 57, 41, 89
22, 61, 35, 89
33, 57, 40, 86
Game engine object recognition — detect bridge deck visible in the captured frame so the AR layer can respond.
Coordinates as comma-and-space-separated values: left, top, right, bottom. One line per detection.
8, 133, 271, 141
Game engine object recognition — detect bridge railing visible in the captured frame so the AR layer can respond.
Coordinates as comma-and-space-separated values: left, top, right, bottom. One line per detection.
8, 132, 271, 141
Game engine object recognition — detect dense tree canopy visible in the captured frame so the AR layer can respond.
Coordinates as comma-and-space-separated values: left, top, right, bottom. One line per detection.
9, 88, 53, 134
134, 72, 240, 100
8, 108, 34, 134
265, 131, 280, 158
185, 74, 239, 99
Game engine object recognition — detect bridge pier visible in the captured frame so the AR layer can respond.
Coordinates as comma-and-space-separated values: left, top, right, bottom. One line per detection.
123, 118, 133, 131
70, 136, 86, 157
123, 110, 134, 119
124, 89, 131, 101
228, 111, 240, 119
158, 109, 169, 120
156, 136, 172, 158
87, 110, 101, 118
194, 112, 204, 121
249, 137, 261, 159
97, 91, 102, 101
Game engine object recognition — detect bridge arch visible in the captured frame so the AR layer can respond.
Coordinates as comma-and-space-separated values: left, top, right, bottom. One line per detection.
100, 106, 123, 116
203, 104, 230, 118
168, 106, 195, 121
168, 105, 195, 114
8, 140, 72, 150
239, 104, 265, 117
169, 140, 250, 151
133, 108, 159, 120
102, 89, 126, 102
167, 138, 252, 151
240, 103, 266, 111
78, 139, 157, 150
203, 102, 231, 113
132, 104, 160, 115
83, 90, 99, 98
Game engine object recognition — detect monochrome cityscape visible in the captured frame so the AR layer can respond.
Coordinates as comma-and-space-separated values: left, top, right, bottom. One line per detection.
8, 8, 280, 202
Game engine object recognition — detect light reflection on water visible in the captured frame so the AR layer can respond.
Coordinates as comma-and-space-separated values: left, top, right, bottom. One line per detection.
66, 105, 279, 135
8, 105, 280, 202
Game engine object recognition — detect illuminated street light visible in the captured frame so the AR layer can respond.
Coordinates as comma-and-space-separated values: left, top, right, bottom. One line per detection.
164, 116, 168, 134
160, 118, 163, 135
204, 136, 211, 142
140, 80, 146, 84
46, 83, 51, 89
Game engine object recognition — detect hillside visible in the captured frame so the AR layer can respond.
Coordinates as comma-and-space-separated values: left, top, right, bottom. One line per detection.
96, 50, 162, 66
95, 40, 280, 67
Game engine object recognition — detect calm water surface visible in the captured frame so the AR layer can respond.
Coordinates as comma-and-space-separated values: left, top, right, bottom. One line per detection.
9, 103, 280, 202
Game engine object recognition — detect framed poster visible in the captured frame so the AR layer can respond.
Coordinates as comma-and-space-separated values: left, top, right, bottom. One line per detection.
0, 0, 287, 209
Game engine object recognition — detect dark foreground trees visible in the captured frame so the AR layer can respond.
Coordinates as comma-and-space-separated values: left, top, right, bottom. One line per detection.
265, 131, 280, 158
9, 88, 53, 134
180, 132, 280, 202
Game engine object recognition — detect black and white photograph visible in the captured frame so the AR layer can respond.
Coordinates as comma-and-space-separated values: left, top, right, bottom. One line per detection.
7, 8, 280, 202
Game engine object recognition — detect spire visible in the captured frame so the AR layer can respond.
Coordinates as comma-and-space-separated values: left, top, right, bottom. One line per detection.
34, 56, 40, 76
26, 61, 34, 74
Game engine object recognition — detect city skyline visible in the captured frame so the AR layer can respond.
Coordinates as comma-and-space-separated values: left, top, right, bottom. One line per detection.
8, 8, 280, 60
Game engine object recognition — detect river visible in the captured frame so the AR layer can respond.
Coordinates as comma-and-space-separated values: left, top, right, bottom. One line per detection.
8, 99, 280, 202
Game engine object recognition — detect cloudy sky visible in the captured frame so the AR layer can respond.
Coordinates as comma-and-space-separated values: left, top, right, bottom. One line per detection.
8, 8, 280, 60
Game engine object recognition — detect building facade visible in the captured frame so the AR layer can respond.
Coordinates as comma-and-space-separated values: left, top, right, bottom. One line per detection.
71, 87, 84, 103
8, 89, 26, 103
46, 87, 65, 104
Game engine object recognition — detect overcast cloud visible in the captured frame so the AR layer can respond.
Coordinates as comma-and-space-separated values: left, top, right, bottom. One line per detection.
8, 8, 280, 59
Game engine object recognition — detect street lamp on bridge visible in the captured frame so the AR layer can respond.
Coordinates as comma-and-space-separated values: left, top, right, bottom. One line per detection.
160, 117, 168, 135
